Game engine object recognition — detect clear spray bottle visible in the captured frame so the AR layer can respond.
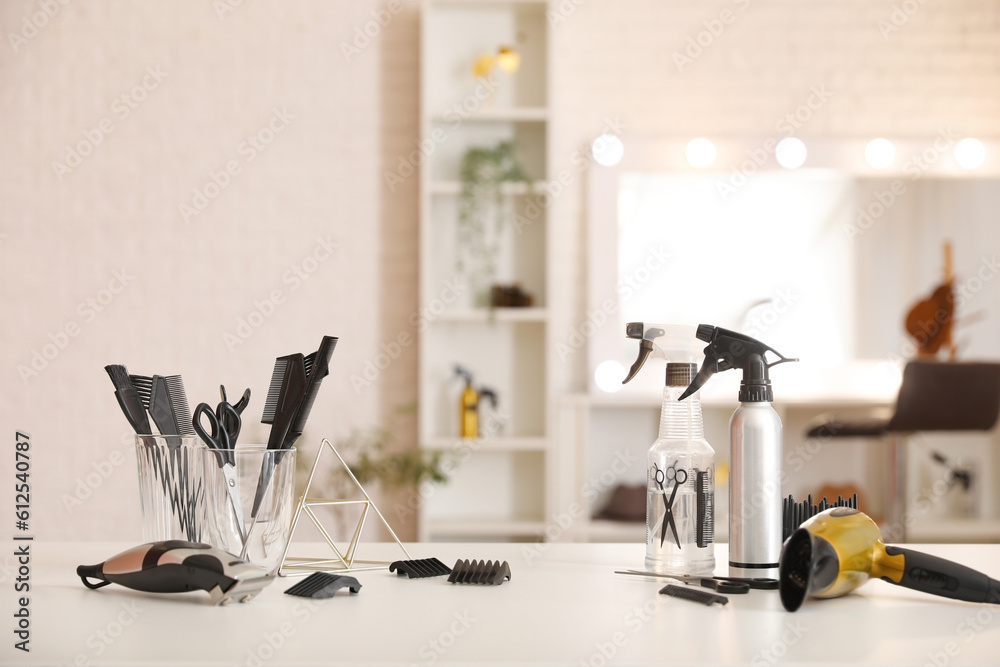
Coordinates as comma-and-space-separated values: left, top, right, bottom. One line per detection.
622, 324, 715, 576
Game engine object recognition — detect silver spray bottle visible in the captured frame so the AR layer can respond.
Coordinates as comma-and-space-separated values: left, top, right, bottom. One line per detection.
678, 325, 797, 579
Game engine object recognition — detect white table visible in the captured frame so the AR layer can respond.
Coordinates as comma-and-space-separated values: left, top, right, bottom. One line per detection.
9, 541, 1000, 665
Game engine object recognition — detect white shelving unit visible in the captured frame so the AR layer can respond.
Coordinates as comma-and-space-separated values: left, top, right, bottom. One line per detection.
418, 0, 551, 542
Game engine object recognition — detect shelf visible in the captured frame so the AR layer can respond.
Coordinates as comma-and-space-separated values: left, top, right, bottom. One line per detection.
429, 107, 548, 123
422, 436, 547, 451
426, 518, 546, 539
433, 307, 547, 323
429, 180, 546, 195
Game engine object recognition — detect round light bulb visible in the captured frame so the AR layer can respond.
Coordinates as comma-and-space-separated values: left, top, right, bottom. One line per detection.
685, 138, 716, 169
954, 138, 985, 169
591, 134, 625, 167
775, 137, 807, 169
865, 138, 895, 169
594, 360, 626, 393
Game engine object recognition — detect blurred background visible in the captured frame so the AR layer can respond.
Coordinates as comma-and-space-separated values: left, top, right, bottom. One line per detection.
2, 0, 999, 545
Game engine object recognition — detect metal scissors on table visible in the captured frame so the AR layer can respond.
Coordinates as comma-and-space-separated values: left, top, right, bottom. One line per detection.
652, 462, 687, 548
194, 399, 246, 543
615, 570, 779, 593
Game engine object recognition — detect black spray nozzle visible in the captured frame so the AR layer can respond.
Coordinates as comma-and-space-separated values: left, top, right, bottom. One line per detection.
454, 365, 474, 387
480, 388, 498, 409
678, 325, 798, 402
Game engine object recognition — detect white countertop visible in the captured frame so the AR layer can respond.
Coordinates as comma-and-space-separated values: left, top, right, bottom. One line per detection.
8, 541, 1000, 666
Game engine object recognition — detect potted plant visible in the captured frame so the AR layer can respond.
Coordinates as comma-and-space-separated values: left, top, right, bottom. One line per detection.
456, 140, 529, 306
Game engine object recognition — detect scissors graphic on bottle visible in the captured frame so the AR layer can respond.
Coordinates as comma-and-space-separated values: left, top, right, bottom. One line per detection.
652, 462, 687, 548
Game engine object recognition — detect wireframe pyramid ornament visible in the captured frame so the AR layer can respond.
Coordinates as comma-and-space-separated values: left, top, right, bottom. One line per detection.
278, 438, 410, 576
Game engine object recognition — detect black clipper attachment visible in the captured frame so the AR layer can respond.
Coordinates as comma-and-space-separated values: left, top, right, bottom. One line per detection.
447, 559, 511, 586
389, 558, 452, 579
283, 572, 362, 598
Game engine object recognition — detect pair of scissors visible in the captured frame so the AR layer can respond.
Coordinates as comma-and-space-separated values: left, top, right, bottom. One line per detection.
193, 386, 251, 542
652, 462, 687, 548
615, 570, 779, 593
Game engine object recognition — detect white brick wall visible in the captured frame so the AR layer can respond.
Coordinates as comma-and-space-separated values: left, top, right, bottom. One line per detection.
0, 0, 400, 540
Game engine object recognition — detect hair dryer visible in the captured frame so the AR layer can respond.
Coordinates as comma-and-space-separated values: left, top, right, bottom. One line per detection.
779, 507, 1000, 611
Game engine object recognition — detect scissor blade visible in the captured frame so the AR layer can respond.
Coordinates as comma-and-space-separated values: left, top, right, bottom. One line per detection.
222, 463, 246, 542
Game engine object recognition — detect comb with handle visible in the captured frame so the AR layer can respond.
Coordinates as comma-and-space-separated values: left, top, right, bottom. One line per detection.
285, 336, 338, 447
247, 354, 307, 531
130, 374, 194, 436
104, 365, 152, 435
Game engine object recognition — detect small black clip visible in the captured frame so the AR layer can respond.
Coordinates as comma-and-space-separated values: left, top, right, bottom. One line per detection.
389, 558, 452, 579
284, 572, 361, 598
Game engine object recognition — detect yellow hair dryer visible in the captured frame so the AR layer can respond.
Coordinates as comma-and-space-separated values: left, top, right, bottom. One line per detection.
779, 507, 1000, 611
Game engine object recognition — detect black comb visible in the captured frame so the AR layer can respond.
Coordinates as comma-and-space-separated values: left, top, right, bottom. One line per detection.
283, 573, 361, 598
288, 336, 338, 438
660, 584, 728, 606
695, 469, 714, 548
447, 559, 511, 586
104, 365, 151, 435
130, 374, 193, 436
389, 558, 452, 579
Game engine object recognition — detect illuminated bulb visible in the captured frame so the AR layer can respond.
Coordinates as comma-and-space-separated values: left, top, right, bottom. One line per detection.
775, 137, 807, 169
954, 138, 985, 169
685, 138, 716, 169
865, 138, 895, 169
594, 360, 626, 393
496, 47, 521, 74
591, 134, 625, 167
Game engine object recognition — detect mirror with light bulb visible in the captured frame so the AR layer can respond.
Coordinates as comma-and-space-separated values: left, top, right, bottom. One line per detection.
582, 135, 1000, 542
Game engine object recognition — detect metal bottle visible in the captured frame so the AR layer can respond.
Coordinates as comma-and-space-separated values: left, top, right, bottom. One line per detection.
678, 325, 797, 579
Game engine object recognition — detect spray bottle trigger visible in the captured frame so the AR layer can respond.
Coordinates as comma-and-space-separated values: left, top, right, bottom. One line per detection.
623, 339, 654, 384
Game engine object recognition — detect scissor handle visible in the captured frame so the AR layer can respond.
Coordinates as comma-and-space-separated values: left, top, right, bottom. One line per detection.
651, 464, 666, 486
714, 576, 779, 590
193, 403, 231, 467
216, 401, 241, 445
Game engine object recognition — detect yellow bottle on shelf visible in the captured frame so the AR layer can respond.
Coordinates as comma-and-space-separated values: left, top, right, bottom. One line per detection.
456, 365, 479, 438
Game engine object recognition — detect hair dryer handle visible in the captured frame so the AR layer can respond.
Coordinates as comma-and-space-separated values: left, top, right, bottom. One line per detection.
883, 546, 1000, 604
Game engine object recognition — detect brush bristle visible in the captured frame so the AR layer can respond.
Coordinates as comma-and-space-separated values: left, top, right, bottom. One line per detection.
261, 359, 288, 424
104, 364, 130, 386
